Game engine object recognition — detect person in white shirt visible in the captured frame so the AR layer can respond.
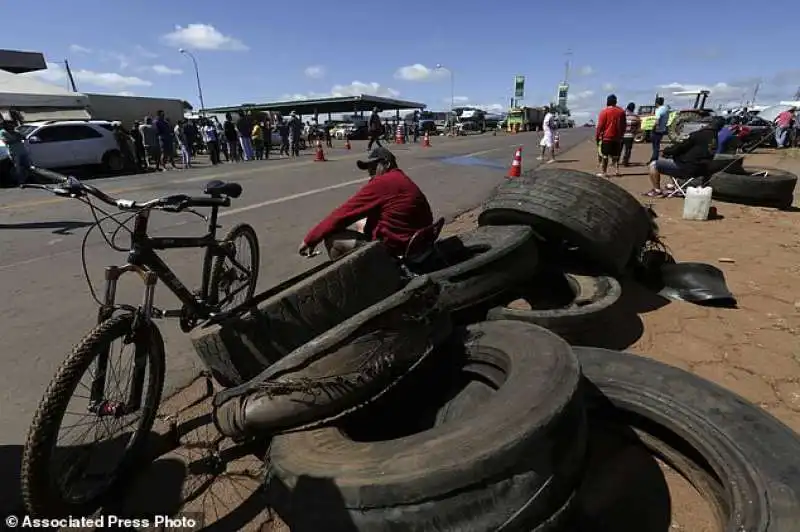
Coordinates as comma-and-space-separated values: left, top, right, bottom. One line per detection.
202, 119, 220, 165
538, 109, 557, 163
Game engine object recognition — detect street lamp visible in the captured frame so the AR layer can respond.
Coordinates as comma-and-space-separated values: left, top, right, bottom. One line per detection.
179, 48, 206, 116
435, 64, 454, 132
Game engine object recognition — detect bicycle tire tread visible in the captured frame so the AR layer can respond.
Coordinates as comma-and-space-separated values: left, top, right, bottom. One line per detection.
210, 223, 260, 310
21, 314, 165, 518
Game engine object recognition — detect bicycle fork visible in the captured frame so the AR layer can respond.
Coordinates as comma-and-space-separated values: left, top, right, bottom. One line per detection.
88, 265, 158, 418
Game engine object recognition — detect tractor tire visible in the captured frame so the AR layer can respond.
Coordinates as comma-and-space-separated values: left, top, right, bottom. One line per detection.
708, 167, 797, 209
479, 168, 653, 274
668, 111, 703, 143
191, 242, 404, 387
264, 321, 587, 532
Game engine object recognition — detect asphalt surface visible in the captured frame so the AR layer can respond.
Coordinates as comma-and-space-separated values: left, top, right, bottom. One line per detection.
0, 128, 593, 446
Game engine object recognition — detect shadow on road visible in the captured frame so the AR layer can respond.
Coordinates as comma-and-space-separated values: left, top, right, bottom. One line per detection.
0, 445, 24, 517
0, 221, 95, 235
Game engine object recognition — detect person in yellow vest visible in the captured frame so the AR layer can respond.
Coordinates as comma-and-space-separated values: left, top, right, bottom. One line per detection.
252, 121, 264, 160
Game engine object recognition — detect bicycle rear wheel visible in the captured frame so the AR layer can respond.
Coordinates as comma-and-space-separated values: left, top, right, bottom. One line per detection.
210, 223, 260, 311
21, 313, 166, 517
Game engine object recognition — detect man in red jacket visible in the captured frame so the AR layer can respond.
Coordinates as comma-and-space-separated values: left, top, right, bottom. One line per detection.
595, 94, 627, 178
298, 146, 434, 259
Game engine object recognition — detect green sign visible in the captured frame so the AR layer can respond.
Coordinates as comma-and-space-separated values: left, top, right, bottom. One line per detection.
514, 75, 525, 99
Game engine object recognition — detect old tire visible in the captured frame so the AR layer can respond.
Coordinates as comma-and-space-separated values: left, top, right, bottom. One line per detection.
265, 321, 587, 531
191, 242, 404, 387
420, 225, 538, 313
485, 272, 621, 344
479, 168, 652, 274
708, 167, 797, 209
211, 275, 450, 437
102, 150, 125, 173
668, 111, 703, 142
575, 347, 800, 531
708, 153, 745, 175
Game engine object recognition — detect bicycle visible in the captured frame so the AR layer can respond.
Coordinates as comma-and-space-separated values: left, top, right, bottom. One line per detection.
19, 167, 260, 517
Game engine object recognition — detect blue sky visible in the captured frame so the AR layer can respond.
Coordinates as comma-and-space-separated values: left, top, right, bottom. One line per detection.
9, 0, 800, 120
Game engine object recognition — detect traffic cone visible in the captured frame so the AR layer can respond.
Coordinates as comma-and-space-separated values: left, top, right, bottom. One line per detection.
345, 138, 351, 150
422, 132, 431, 148
395, 124, 405, 145
314, 139, 326, 162
507, 147, 522, 178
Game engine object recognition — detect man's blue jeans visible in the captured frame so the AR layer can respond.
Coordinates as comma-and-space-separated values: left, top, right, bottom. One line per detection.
775, 127, 789, 148
650, 132, 664, 163
12, 151, 30, 185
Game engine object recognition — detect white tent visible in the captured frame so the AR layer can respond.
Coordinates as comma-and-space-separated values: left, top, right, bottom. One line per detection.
0, 69, 88, 108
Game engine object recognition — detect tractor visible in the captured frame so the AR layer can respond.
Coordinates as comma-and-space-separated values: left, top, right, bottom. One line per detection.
668, 90, 714, 142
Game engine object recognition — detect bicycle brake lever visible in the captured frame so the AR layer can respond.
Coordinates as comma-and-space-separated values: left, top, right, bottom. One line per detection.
185, 208, 208, 221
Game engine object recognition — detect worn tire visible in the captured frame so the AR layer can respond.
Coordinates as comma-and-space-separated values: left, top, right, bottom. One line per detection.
708, 167, 797, 208
486, 272, 621, 344
575, 347, 800, 531
419, 225, 538, 313
708, 153, 745, 175
265, 320, 587, 531
211, 275, 450, 437
479, 169, 652, 273
191, 242, 404, 387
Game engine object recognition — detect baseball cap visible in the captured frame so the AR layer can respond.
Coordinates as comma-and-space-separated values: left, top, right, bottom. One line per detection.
357, 146, 397, 170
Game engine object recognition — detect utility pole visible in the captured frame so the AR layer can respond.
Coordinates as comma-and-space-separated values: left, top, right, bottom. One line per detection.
64, 59, 78, 92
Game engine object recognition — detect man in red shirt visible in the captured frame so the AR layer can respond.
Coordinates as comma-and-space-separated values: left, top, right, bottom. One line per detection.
595, 94, 627, 178
298, 146, 434, 259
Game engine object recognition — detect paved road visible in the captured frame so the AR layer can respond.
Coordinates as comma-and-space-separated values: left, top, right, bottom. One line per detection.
0, 128, 593, 446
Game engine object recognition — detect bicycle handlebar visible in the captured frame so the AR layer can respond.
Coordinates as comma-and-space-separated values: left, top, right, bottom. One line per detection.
25, 166, 230, 212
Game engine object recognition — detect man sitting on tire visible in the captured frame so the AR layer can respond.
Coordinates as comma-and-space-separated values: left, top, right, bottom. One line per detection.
298, 147, 434, 259
643, 117, 725, 198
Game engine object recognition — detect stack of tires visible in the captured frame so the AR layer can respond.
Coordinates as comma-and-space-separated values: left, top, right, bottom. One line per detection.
188, 168, 800, 531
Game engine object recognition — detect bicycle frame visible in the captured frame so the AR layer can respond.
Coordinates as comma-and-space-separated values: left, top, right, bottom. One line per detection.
90, 203, 247, 416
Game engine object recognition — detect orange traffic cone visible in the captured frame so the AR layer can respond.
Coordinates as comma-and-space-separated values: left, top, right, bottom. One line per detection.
314, 139, 326, 162
422, 132, 431, 148
507, 147, 522, 178
395, 124, 405, 145
345, 138, 351, 150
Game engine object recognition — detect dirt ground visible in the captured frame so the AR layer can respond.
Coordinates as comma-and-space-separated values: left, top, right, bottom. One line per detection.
97, 141, 799, 531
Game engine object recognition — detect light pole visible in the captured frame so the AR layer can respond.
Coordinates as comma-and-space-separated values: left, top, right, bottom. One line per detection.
435, 64, 454, 132
179, 48, 206, 116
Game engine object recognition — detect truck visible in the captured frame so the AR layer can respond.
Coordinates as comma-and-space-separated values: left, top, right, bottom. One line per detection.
506, 106, 546, 132
84, 93, 186, 128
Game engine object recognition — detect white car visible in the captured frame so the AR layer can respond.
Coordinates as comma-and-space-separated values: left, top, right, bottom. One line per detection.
15, 120, 125, 172
332, 124, 353, 140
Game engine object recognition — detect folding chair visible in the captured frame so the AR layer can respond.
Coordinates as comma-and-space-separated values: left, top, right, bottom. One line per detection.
398, 217, 445, 275
664, 167, 713, 199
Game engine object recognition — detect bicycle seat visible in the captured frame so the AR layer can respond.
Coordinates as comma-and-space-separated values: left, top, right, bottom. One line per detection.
204, 180, 242, 198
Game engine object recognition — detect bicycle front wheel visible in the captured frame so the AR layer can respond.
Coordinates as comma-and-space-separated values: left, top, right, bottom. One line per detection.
21, 313, 166, 517
210, 223, 260, 310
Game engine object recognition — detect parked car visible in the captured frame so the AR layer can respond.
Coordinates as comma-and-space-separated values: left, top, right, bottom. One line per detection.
725, 114, 775, 151
269, 126, 307, 150
346, 125, 370, 140
332, 123, 352, 140
15, 120, 125, 173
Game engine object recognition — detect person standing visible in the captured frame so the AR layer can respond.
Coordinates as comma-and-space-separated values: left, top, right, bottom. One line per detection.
288, 111, 303, 158
279, 118, 289, 157
154, 110, 177, 169
774, 107, 795, 148
622, 102, 641, 166
223, 113, 240, 162
595, 94, 627, 177
0, 120, 31, 185
202, 119, 221, 165
130, 121, 146, 169
236, 110, 255, 160
651, 97, 669, 163
252, 121, 264, 160
139, 117, 160, 171
367, 107, 383, 150
538, 107, 557, 163
173, 119, 191, 169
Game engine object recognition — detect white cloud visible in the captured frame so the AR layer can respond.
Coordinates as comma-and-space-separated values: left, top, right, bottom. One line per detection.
152, 64, 183, 75
133, 45, 159, 59
451, 96, 469, 104
602, 83, 615, 92
282, 81, 401, 101
116, 91, 136, 97
162, 23, 248, 51
578, 65, 594, 76
26, 61, 152, 89
394, 63, 448, 82
304, 65, 325, 79
69, 44, 92, 54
